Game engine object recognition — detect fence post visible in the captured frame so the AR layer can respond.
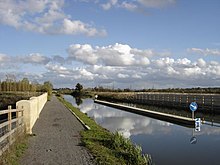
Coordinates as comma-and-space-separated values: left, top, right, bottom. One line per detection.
202, 96, 205, 110
8, 105, 12, 145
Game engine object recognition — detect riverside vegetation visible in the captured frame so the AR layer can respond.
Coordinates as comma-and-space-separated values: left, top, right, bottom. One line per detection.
0, 78, 53, 109
58, 96, 152, 165
0, 135, 28, 165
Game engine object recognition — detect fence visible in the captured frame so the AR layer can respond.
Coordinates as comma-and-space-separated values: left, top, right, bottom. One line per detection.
0, 106, 24, 156
0, 92, 48, 157
135, 93, 220, 113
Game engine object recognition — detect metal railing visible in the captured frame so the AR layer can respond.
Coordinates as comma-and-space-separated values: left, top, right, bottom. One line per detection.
0, 106, 24, 156
135, 93, 220, 112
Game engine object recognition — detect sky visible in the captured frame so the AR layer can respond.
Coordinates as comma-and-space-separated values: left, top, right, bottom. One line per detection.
0, 0, 220, 89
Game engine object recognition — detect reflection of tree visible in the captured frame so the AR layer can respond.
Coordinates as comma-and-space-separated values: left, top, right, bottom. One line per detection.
75, 96, 83, 106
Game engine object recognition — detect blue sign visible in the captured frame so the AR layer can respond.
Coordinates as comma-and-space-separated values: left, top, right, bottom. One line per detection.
189, 102, 198, 112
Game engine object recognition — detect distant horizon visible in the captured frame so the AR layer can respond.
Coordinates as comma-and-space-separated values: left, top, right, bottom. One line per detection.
55, 85, 220, 91
0, 0, 219, 89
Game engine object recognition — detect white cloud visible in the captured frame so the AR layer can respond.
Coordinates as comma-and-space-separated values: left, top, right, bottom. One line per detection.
20, 53, 51, 65
65, 43, 220, 88
118, 73, 129, 79
154, 57, 175, 68
120, 2, 138, 11
101, 0, 138, 11
67, 44, 98, 65
46, 64, 70, 75
1, 43, 220, 88
0, 53, 9, 62
176, 58, 191, 66
0, 0, 106, 36
188, 48, 220, 56
196, 58, 206, 68
83, 0, 175, 12
137, 0, 176, 8
101, 0, 118, 10
68, 43, 155, 66
60, 19, 106, 36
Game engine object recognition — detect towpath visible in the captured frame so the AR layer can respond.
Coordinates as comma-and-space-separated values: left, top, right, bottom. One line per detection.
19, 96, 94, 165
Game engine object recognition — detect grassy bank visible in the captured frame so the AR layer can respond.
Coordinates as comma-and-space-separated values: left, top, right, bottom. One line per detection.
58, 96, 152, 165
0, 135, 28, 165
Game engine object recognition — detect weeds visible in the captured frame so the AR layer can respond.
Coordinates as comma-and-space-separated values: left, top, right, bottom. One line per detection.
0, 135, 28, 165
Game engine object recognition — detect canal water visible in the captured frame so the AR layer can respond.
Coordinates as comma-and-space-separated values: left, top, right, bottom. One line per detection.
64, 95, 220, 165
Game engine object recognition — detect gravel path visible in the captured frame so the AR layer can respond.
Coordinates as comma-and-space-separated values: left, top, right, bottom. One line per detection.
19, 96, 94, 165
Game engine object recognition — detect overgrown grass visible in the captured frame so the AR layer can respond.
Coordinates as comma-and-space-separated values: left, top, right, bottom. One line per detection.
0, 135, 28, 165
58, 96, 152, 165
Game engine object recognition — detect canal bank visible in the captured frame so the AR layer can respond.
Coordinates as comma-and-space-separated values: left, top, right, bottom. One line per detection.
58, 96, 152, 165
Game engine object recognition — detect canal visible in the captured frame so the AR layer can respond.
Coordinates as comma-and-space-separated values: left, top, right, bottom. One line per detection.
64, 95, 220, 165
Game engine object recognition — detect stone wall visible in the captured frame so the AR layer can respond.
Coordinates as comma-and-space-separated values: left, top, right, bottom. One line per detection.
16, 93, 48, 134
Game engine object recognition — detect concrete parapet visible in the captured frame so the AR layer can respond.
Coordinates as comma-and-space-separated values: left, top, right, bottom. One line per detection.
16, 93, 48, 134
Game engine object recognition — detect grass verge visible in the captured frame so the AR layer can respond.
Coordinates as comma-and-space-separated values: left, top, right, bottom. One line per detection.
58, 96, 152, 165
0, 135, 28, 165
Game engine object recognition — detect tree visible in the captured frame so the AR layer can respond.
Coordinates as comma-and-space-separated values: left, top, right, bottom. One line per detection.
42, 81, 53, 96
75, 83, 83, 93
72, 83, 83, 96
21, 78, 30, 91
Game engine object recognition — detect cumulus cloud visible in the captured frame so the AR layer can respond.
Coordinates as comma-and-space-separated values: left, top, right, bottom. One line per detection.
65, 43, 220, 88
19, 53, 51, 65
0, 0, 106, 36
1, 43, 220, 88
187, 48, 220, 56
0, 52, 67, 74
45, 64, 70, 75
67, 43, 164, 66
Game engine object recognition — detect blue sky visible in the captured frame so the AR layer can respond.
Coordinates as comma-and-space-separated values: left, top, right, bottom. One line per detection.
0, 0, 220, 89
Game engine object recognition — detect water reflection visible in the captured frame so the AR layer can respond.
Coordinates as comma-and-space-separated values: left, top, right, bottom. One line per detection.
65, 96, 220, 136
64, 95, 220, 165
74, 96, 83, 106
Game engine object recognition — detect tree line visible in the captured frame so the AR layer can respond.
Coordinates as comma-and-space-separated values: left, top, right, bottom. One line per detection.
91, 86, 220, 94
0, 78, 53, 95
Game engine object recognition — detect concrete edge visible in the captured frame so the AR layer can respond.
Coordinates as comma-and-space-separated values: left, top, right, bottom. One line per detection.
67, 108, 91, 130
57, 96, 91, 130
94, 99, 195, 127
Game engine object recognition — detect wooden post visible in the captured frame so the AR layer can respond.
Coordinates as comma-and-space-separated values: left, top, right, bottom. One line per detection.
8, 105, 12, 145
202, 96, 205, 110
194, 96, 196, 102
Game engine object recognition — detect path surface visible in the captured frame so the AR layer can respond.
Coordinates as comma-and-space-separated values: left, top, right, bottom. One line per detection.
20, 96, 94, 165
